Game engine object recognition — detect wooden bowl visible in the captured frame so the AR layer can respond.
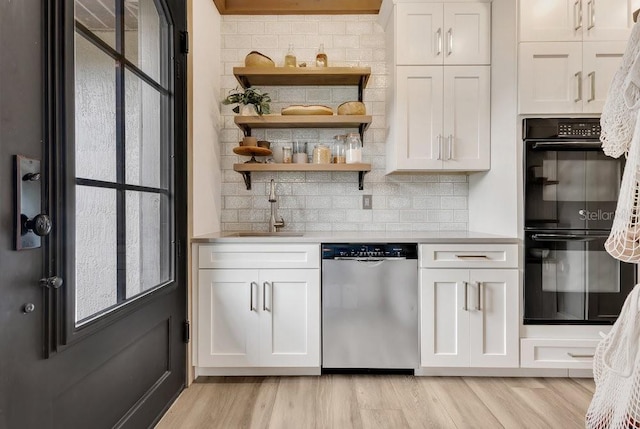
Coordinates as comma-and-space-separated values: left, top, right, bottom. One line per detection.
245, 51, 275, 68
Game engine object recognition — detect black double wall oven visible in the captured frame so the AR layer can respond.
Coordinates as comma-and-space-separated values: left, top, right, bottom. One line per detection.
523, 118, 636, 324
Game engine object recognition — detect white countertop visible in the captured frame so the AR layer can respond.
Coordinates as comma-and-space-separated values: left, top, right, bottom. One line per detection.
191, 230, 519, 244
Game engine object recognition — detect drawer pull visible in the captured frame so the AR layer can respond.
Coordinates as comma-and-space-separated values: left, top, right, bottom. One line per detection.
567, 352, 594, 359
455, 254, 490, 259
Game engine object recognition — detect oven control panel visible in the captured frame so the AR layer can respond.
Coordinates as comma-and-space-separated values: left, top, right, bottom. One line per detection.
557, 121, 601, 138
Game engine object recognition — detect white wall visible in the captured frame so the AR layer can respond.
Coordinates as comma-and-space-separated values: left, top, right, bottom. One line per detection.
468, 0, 519, 237
191, 0, 222, 236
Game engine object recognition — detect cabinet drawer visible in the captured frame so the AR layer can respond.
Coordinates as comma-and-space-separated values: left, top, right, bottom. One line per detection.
521, 338, 600, 369
420, 244, 518, 268
198, 244, 320, 269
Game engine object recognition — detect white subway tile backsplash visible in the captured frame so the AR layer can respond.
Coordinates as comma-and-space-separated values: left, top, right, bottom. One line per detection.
218, 14, 468, 233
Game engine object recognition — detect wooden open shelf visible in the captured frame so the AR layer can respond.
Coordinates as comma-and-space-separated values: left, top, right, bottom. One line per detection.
233, 67, 371, 95
233, 163, 372, 190
234, 114, 372, 139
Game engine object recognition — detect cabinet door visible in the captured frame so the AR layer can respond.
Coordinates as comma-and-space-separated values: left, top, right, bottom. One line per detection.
519, 0, 583, 42
443, 66, 490, 171
468, 269, 519, 368
518, 42, 583, 114
421, 269, 470, 367
259, 269, 320, 367
396, 3, 443, 65
393, 66, 444, 171
582, 0, 636, 41
197, 269, 260, 367
582, 41, 626, 113
444, 3, 491, 65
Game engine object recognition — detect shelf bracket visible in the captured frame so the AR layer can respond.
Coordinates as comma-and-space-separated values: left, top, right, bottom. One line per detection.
358, 171, 368, 191
358, 77, 365, 102
240, 172, 252, 190
359, 123, 366, 142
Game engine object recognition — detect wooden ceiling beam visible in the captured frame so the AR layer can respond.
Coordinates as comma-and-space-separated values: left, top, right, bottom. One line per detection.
212, 0, 381, 15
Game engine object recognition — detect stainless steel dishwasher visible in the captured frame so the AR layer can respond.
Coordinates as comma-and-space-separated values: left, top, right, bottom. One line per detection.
321, 243, 419, 371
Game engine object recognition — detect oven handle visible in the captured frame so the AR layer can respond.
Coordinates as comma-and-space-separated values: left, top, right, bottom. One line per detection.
531, 233, 610, 242
530, 142, 603, 150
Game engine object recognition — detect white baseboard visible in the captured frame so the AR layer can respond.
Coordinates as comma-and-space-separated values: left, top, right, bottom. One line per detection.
195, 367, 321, 377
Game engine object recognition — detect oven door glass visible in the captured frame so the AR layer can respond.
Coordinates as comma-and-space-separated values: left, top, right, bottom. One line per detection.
524, 232, 636, 324
525, 144, 621, 230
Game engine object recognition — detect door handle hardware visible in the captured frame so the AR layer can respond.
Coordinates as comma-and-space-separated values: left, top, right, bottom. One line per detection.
15, 155, 45, 250
462, 281, 468, 311
587, 0, 595, 30
588, 71, 595, 102
22, 214, 52, 237
22, 172, 41, 181
448, 135, 453, 160
40, 276, 63, 289
567, 352, 594, 358
436, 28, 442, 56
447, 28, 453, 56
574, 71, 583, 102
263, 281, 271, 312
23, 303, 36, 314
437, 135, 442, 160
475, 282, 482, 311
250, 281, 257, 311
455, 254, 490, 259
574, 0, 582, 31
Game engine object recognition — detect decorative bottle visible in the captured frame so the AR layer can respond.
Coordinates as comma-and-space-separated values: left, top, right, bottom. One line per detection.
284, 44, 297, 67
315, 43, 328, 67
346, 133, 363, 164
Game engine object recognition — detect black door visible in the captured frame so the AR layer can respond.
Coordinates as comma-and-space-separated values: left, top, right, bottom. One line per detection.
0, 0, 187, 427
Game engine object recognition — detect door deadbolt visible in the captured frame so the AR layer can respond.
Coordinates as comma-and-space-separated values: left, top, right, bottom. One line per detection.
22, 213, 52, 237
40, 276, 63, 289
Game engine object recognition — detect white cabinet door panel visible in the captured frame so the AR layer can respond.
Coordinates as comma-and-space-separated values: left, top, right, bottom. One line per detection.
198, 269, 260, 367
519, 0, 582, 42
444, 3, 491, 65
519, 42, 583, 114
396, 3, 443, 65
260, 269, 320, 367
582, 41, 626, 113
395, 66, 443, 170
583, 0, 636, 41
421, 269, 469, 367
443, 66, 490, 170
468, 269, 519, 368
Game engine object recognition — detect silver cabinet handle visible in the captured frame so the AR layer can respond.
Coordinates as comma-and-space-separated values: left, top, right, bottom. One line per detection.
263, 281, 271, 312
475, 281, 482, 311
447, 28, 453, 56
448, 134, 453, 160
250, 281, 257, 311
567, 352, 594, 358
462, 281, 468, 311
587, 0, 595, 30
574, 0, 582, 31
588, 71, 595, 102
455, 254, 490, 259
436, 28, 442, 56
574, 71, 583, 102
437, 135, 442, 160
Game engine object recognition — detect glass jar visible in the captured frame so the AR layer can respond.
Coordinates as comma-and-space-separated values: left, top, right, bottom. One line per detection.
293, 140, 307, 163
282, 146, 292, 164
345, 133, 363, 164
333, 135, 346, 164
313, 143, 332, 164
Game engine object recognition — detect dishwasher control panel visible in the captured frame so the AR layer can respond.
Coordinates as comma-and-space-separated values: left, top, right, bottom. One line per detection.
321, 243, 417, 259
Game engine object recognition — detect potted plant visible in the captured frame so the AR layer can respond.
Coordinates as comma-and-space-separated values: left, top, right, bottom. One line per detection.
222, 87, 271, 116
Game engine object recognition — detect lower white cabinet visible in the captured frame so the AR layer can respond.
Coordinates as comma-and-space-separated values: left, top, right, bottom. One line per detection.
196, 244, 320, 370
420, 244, 519, 368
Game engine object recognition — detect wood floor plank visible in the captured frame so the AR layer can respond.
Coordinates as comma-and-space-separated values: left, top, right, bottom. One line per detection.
156, 383, 206, 429
465, 377, 550, 429
573, 377, 596, 394
418, 377, 503, 429
388, 375, 457, 429
510, 385, 585, 429
354, 375, 402, 410
542, 378, 594, 421
316, 375, 363, 429
268, 376, 319, 429
247, 377, 279, 429
360, 409, 410, 429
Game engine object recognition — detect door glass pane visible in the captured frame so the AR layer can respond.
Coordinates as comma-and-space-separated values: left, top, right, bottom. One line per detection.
74, 0, 117, 50
125, 69, 164, 188
125, 0, 162, 83
126, 191, 171, 298
75, 33, 117, 182
75, 186, 117, 322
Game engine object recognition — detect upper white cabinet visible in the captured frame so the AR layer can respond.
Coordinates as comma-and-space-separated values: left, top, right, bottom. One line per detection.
383, 1, 492, 173
519, 41, 625, 114
396, 2, 491, 65
520, 0, 637, 42
391, 65, 490, 171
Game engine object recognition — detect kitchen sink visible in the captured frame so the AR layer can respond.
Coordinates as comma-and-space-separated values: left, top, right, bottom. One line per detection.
225, 231, 304, 237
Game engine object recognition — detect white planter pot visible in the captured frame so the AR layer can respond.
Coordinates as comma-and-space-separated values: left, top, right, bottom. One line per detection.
240, 104, 257, 116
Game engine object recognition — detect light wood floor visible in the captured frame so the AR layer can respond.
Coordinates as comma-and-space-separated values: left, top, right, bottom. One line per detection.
156, 375, 595, 429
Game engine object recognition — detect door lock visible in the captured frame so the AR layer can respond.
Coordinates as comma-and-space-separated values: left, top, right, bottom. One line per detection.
40, 276, 63, 289
22, 213, 52, 237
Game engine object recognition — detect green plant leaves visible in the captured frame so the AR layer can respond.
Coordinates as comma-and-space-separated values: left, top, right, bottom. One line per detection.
223, 87, 271, 115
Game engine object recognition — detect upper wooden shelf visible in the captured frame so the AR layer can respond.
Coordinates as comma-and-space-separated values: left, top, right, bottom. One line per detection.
233, 67, 371, 92
234, 114, 372, 138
